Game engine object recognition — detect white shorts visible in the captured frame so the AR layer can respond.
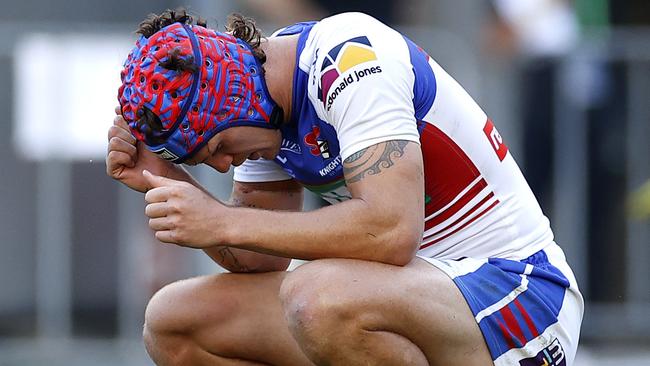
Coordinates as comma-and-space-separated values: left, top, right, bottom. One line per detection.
420, 242, 584, 366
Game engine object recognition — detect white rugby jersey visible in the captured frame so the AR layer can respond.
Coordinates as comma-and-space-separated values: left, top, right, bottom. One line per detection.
234, 13, 554, 260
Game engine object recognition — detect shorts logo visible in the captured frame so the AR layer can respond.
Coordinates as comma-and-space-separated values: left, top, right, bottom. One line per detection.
519, 338, 566, 366
304, 126, 331, 159
317, 36, 382, 111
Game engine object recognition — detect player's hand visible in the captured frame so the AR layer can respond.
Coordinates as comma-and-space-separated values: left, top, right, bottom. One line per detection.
143, 170, 229, 248
106, 107, 174, 192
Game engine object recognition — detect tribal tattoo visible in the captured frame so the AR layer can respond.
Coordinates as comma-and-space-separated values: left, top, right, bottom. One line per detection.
343, 140, 409, 184
216, 246, 250, 272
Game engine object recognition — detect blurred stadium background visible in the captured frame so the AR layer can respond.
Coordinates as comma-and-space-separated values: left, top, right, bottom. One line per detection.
0, 0, 648, 365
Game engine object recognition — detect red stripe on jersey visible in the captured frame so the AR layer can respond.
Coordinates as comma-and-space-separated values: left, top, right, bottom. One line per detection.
500, 304, 527, 347
420, 122, 481, 218
424, 191, 495, 240
425, 178, 488, 231
421, 199, 500, 249
514, 298, 539, 338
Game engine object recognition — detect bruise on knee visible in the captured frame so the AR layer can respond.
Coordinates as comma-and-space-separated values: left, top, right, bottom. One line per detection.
280, 266, 365, 359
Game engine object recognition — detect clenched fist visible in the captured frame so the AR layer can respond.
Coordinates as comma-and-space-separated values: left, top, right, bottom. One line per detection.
106, 107, 174, 192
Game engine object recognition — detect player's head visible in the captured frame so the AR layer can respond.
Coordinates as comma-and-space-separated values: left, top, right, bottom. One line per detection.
118, 9, 283, 163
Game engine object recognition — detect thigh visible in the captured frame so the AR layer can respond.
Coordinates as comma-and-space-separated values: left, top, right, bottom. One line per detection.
282, 258, 494, 366
146, 271, 313, 365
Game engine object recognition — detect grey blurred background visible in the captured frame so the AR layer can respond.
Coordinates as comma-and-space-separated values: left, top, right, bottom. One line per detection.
0, 0, 649, 365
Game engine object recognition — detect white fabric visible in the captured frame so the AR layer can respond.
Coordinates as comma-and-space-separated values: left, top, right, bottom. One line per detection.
303, 13, 421, 160
236, 13, 555, 261
233, 158, 290, 182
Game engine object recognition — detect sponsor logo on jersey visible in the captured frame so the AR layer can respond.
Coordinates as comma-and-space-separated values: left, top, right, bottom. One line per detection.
317, 36, 383, 111
519, 338, 566, 366
304, 126, 331, 159
483, 119, 508, 161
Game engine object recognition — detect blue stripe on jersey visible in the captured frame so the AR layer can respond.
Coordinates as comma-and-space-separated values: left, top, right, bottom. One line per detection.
452, 250, 569, 360
275, 21, 317, 37
403, 36, 437, 121
289, 26, 314, 124
274, 21, 345, 186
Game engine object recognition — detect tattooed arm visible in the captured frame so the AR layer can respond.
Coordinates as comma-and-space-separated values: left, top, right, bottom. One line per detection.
224, 140, 424, 266
202, 179, 303, 273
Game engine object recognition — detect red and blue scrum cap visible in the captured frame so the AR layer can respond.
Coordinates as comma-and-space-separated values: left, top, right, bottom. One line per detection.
118, 22, 281, 163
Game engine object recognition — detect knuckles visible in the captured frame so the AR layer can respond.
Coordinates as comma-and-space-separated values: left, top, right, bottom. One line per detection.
107, 125, 122, 139
106, 151, 122, 171
107, 125, 136, 145
108, 136, 122, 150
113, 114, 126, 126
167, 202, 181, 214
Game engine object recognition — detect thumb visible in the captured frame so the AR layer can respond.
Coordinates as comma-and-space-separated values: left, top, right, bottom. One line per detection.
143, 170, 177, 188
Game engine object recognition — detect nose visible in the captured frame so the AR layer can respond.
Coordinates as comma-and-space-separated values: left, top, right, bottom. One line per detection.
205, 153, 233, 173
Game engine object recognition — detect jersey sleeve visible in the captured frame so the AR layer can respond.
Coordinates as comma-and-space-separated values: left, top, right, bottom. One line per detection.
314, 13, 421, 161
233, 158, 291, 183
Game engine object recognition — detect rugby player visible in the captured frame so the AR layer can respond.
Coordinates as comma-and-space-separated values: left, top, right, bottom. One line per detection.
107, 8, 583, 365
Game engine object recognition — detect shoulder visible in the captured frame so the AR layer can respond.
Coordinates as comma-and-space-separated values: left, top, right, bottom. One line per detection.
309, 12, 407, 53
271, 21, 318, 38
304, 12, 415, 115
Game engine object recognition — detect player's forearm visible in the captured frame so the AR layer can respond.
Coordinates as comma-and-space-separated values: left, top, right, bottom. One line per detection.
203, 246, 290, 273
202, 180, 300, 272
224, 198, 422, 266
162, 165, 208, 193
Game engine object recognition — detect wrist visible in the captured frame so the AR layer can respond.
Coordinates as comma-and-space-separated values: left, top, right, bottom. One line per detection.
163, 164, 187, 180
220, 205, 244, 247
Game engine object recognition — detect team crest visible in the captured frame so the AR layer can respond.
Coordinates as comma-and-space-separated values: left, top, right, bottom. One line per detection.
304, 126, 330, 159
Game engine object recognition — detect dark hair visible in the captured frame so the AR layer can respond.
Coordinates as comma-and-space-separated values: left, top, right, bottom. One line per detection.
136, 8, 266, 65
136, 107, 166, 145
132, 8, 267, 144
224, 13, 266, 65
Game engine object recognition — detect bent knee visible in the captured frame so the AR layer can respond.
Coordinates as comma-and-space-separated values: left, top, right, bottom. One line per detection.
144, 278, 195, 336
144, 274, 240, 337
280, 261, 358, 334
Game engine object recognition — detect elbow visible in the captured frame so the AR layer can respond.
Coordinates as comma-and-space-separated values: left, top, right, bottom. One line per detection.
376, 225, 421, 267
